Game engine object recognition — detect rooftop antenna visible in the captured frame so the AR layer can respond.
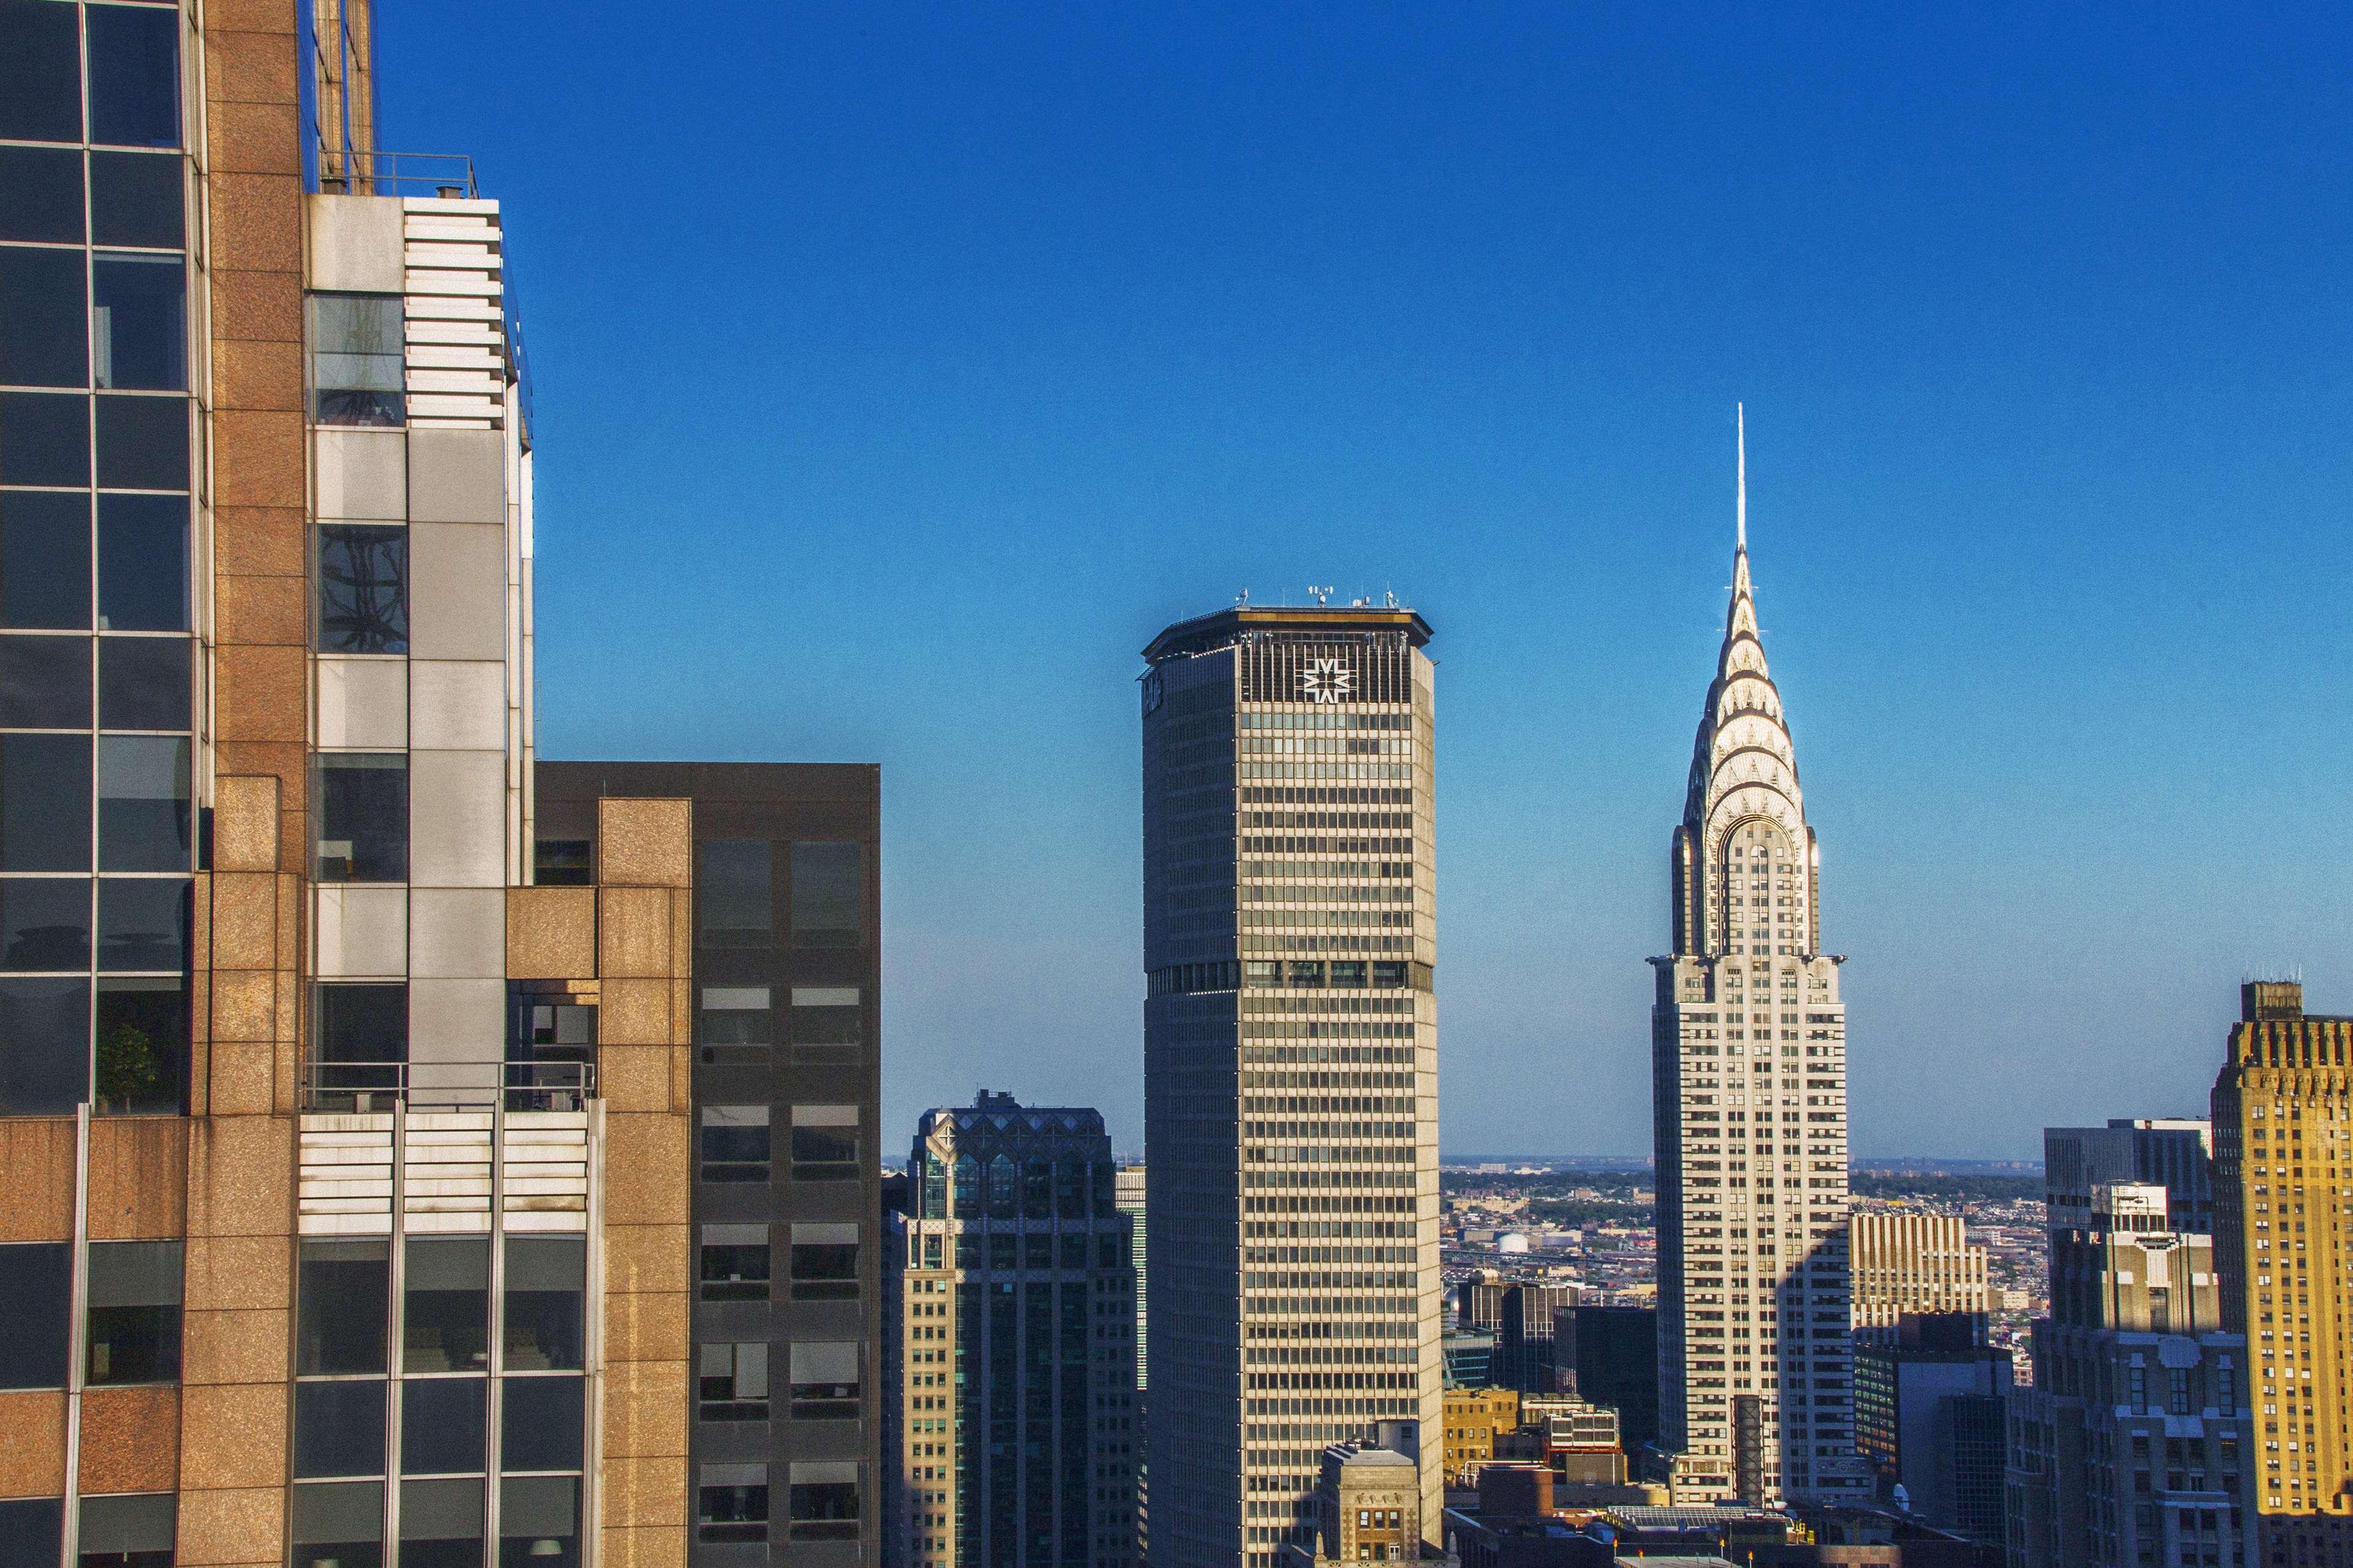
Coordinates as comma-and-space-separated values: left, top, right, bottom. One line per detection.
1308, 584, 1333, 605
1237, 588, 1249, 605
1736, 401, 1747, 554
1384, 589, 1397, 607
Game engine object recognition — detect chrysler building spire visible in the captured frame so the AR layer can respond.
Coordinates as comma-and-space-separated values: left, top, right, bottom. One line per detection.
1648, 419, 1868, 1509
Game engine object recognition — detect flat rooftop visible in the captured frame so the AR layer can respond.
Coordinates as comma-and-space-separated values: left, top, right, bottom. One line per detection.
1144, 602, 1432, 662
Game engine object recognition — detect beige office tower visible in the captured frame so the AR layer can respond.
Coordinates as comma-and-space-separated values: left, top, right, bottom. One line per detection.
1849, 1212, 1990, 1335
0, 7, 696, 1566
1649, 417, 1871, 1507
1140, 603, 1442, 1568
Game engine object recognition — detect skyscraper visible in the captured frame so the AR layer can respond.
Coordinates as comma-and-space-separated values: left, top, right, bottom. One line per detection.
881, 1093, 1138, 1568
1849, 1212, 1991, 1334
2211, 980, 2352, 1565
2045, 1118, 2214, 1237
1648, 414, 1867, 1506
1141, 600, 1442, 1568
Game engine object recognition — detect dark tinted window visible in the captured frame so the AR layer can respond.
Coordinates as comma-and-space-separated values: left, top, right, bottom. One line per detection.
94, 974, 185, 1113
89, 151, 182, 248
77, 1491, 174, 1568
316, 753, 406, 882
98, 636, 188, 731
0, 1500, 64, 1568
503, 1236, 583, 1372
399, 1478, 482, 1568
405, 1237, 490, 1373
298, 1238, 389, 1376
0, 246, 89, 387
0, 877, 89, 971
0, 1, 83, 140
0, 490, 92, 629
790, 839, 861, 946
0, 976, 87, 1113
696, 839, 770, 946
315, 982, 406, 1063
787, 1463, 861, 1541
85, 1238, 182, 1385
501, 1375, 585, 1472
531, 838, 590, 885
0, 634, 91, 727
317, 525, 406, 653
309, 295, 404, 426
401, 1376, 488, 1475
94, 394, 187, 490
0, 146, 84, 242
96, 875, 186, 969
289, 1482, 384, 1568
98, 493, 188, 629
0, 1241, 73, 1387
699, 1225, 770, 1302
1, 732, 92, 870
700, 1105, 770, 1184
0, 392, 91, 487
294, 1378, 387, 1478
85, 5, 181, 148
97, 733, 188, 870
92, 255, 184, 391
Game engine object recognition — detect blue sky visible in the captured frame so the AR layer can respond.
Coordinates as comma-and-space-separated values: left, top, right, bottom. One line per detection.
379, 2, 2352, 1159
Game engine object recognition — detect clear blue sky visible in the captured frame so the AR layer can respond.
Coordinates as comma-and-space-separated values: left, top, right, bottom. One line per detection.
380, 2, 2351, 1160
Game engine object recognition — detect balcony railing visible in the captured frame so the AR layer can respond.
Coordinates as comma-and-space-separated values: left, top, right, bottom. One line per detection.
318, 148, 478, 199
302, 1058, 596, 1114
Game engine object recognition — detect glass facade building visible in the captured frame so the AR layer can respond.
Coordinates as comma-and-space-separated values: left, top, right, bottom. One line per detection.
1139, 602, 1442, 1568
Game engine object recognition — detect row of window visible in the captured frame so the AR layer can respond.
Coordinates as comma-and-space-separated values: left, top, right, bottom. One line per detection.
1, 1, 183, 151
901, 1229, 1131, 1273
0, 245, 184, 391
911, 1151, 1119, 1222
701, 1223, 860, 1303
0, 390, 186, 488
0, 490, 188, 629
699, 1104, 858, 1184
699, 1462, 861, 1545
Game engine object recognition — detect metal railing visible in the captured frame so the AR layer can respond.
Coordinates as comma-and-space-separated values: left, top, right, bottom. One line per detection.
302, 1058, 596, 1113
317, 148, 479, 199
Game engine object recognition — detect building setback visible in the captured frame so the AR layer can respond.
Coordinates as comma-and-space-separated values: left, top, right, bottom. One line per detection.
2045, 1119, 2215, 1238
882, 1093, 1138, 1568
0, 7, 699, 1565
2210, 982, 2353, 1565
1648, 417, 1868, 1506
1140, 602, 1442, 1567
535, 761, 883, 1567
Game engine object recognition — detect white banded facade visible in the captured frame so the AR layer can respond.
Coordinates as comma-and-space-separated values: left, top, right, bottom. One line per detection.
1141, 604, 1441, 1568
1650, 451, 1871, 1507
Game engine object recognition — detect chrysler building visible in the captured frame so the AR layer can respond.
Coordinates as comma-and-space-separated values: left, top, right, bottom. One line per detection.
1649, 411, 1871, 1506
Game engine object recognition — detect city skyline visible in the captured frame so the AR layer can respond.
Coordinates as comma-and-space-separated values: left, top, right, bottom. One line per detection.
368, 1, 2353, 1164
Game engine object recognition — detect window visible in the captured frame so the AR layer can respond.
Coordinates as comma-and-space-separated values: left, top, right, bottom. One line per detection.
97, 496, 189, 630
97, 876, 187, 969
699, 1343, 769, 1422
0, 0, 82, 141
298, 1238, 388, 1376
791, 1104, 858, 1181
0, 245, 86, 387
1, 733, 93, 871
401, 1376, 487, 1475
696, 985, 771, 1066
0, 145, 81, 243
404, 1237, 490, 1373
701, 1105, 771, 1184
0, 635, 90, 727
501, 1375, 585, 1472
77, 1491, 173, 1568
1373, 960, 1408, 988
696, 839, 770, 947
0, 490, 92, 629
316, 754, 406, 882
500, 1477, 579, 1568
1287, 960, 1323, 986
91, 254, 183, 390
99, 637, 189, 731
0, 1241, 72, 1388
0, 1503, 64, 1568
789, 1223, 859, 1301
308, 294, 403, 426
1329, 960, 1366, 988
316, 525, 407, 653
533, 838, 591, 886
98, 735, 188, 870
94, 393, 185, 489
789, 985, 860, 1065
0, 975, 89, 1113
789, 840, 862, 946
1, 877, 89, 969
789, 1341, 859, 1419
89, 151, 181, 249
700, 1225, 770, 1302
698, 1464, 769, 1544
95, 975, 186, 1113
504, 1237, 585, 1372
788, 1461, 861, 1541
85, 4, 180, 148
289, 1482, 384, 1568
85, 1240, 180, 1384
294, 1378, 387, 1478
0, 392, 91, 486
397, 1479, 482, 1568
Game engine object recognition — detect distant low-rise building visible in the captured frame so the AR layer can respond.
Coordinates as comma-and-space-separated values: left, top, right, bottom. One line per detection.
1283, 1439, 1456, 1566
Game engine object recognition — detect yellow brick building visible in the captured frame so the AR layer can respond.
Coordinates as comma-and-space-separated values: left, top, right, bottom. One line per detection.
1442, 1388, 1521, 1483
2212, 981, 2353, 1566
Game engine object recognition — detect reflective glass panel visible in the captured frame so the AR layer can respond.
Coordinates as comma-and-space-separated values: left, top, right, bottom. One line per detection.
0, 146, 83, 243
0, 392, 91, 487
89, 151, 181, 249
97, 733, 189, 870
0, 246, 89, 387
0, 733, 91, 871
85, 6, 181, 149
0, 635, 91, 729
0, 490, 91, 630
94, 975, 186, 1114
0, 877, 89, 971
97, 493, 188, 629
91, 255, 184, 391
